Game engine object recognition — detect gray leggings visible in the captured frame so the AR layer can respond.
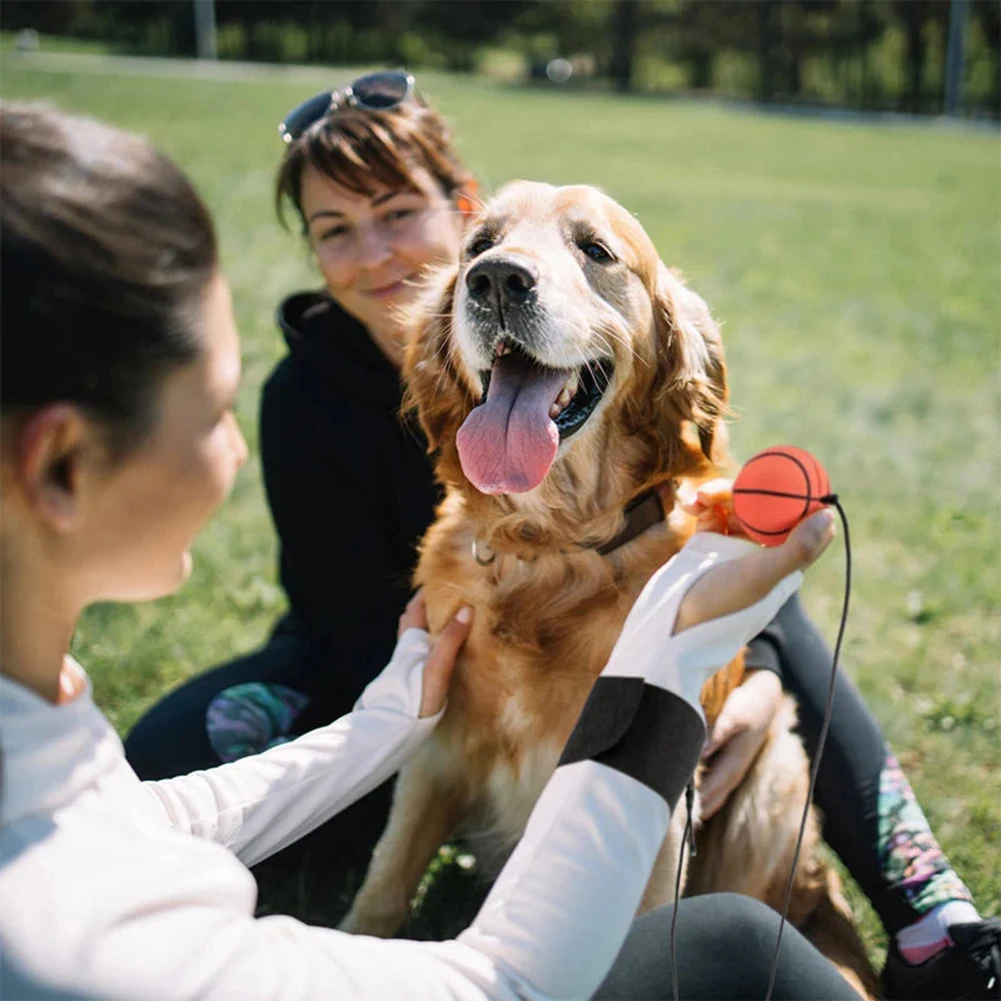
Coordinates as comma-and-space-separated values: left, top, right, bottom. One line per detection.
597, 893, 861, 1000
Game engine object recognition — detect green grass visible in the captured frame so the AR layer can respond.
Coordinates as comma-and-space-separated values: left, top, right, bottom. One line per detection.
2, 59, 998, 961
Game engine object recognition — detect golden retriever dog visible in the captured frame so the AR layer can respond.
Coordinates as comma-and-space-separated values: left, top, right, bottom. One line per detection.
340, 181, 877, 998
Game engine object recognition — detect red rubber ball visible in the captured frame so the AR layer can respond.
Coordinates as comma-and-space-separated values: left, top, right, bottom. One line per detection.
732, 446, 831, 547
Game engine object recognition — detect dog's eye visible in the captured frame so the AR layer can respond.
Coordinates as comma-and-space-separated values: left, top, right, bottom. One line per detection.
581, 241, 614, 264
468, 235, 494, 257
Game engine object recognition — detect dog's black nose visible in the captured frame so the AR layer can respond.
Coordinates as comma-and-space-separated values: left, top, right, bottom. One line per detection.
466, 258, 537, 308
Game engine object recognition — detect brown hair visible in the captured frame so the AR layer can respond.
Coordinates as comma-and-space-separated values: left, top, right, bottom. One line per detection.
0, 102, 219, 455
275, 100, 473, 232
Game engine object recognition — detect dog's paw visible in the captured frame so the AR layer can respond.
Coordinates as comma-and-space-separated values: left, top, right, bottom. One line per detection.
338, 902, 406, 938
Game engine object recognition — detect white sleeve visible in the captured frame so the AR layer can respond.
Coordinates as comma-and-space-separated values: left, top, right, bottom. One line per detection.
141, 629, 439, 867
454, 759, 674, 999
6, 741, 682, 1001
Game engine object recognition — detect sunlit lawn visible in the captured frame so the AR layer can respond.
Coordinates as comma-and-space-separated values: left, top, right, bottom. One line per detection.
3, 53, 998, 961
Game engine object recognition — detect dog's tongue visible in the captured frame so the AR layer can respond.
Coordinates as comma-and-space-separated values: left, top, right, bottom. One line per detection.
457, 353, 570, 495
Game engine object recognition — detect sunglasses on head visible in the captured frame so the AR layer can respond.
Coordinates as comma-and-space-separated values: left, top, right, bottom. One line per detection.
278, 70, 417, 145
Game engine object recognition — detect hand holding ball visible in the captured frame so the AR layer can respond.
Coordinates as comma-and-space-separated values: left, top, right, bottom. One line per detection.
732, 446, 833, 547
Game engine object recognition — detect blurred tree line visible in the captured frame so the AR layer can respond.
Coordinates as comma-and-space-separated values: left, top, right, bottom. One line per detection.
4, 0, 999, 117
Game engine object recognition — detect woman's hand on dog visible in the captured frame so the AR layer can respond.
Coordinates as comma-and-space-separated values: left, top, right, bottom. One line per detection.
678, 477, 745, 537
699, 668, 783, 817
399, 590, 474, 718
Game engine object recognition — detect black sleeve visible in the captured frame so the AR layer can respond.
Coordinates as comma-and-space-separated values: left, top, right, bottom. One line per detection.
744, 616, 787, 684
559, 678, 705, 810
259, 361, 411, 701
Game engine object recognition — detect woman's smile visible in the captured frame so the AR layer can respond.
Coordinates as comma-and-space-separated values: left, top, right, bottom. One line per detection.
366, 273, 417, 299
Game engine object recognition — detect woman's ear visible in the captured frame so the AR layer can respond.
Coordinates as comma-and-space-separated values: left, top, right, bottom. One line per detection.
454, 180, 480, 219
11, 405, 91, 531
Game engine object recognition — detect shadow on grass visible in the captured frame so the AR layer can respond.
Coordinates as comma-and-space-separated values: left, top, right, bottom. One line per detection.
253, 844, 490, 941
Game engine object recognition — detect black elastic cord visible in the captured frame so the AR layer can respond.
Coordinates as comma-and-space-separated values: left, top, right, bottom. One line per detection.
764, 495, 850, 1000
666, 497, 851, 1001
671, 781, 697, 1001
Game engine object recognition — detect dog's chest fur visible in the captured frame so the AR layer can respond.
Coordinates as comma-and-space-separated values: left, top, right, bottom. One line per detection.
413, 493, 692, 845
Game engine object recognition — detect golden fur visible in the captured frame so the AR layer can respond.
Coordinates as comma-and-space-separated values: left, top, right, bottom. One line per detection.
340, 182, 877, 998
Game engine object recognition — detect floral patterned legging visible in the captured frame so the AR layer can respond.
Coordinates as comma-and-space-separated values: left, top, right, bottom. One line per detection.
746, 596, 973, 933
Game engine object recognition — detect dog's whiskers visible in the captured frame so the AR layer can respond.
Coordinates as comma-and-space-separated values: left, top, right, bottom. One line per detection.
594, 324, 648, 370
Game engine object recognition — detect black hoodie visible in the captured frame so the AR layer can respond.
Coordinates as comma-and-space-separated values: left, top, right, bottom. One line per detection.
260, 291, 442, 706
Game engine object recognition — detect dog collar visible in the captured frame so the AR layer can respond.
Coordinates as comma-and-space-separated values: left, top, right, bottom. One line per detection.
596, 488, 666, 556
471, 487, 666, 565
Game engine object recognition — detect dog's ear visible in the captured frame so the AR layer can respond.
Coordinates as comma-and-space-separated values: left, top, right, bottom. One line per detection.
401, 263, 469, 453
650, 262, 729, 463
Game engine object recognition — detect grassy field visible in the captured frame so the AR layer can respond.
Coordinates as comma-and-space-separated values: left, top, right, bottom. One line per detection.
2, 55, 998, 961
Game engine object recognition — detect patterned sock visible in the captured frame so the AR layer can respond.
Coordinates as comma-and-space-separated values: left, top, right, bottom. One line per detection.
206, 682, 310, 762
896, 900, 982, 964
879, 752, 979, 963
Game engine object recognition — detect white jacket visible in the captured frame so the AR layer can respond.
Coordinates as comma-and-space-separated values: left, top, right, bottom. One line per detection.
0, 534, 799, 1001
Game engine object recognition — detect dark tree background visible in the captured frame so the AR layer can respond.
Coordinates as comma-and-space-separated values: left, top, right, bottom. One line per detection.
3, 0, 998, 117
